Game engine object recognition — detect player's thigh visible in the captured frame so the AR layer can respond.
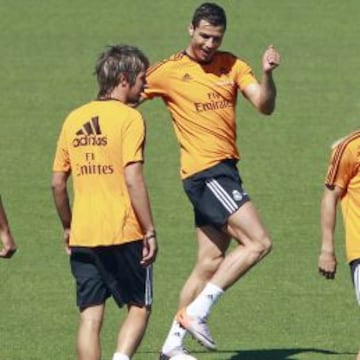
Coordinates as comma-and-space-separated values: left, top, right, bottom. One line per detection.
97, 241, 152, 308
195, 225, 231, 268
70, 247, 110, 309
126, 303, 151, 322
79, 303, 105, 324
227, 201, 270, 246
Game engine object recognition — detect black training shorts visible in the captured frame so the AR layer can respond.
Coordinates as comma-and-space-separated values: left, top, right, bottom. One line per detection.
70, 240, 153, 309
183, 159, 250, 228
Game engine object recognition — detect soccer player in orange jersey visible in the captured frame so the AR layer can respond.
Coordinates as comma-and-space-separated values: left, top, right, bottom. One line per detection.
0, 195, 17, 258
319, 130, 360, 360
52, 45, 157, 360
142, 3, 280, 358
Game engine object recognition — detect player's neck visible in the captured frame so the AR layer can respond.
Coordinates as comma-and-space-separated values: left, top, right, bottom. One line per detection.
97, 96, 123, 102
184, 48, 215, 65
98, 88, 127, 103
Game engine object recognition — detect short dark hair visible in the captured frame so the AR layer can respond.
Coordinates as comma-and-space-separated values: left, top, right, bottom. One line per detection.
192, 2, 227, 30
95, 44, 149, 98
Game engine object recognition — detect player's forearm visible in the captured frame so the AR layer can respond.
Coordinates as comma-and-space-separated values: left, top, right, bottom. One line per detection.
125, 163, 155, 235
128, 181, 155, 236
0, 225, 12, 238
320, 231, 335, 255
52, 187, 72, 230
320, 194, 337, 254
258, 72, 277, 115
0, 197, 10, 231
0, 217, 10, 233
51, 172, 72, 229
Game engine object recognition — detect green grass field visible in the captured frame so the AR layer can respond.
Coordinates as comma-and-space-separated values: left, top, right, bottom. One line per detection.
0, 0, 359, 359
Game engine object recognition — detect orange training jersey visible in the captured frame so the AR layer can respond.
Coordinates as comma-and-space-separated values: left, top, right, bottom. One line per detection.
325, 130, 360, 263
144, 51, 258, 178
53, 100, 145, 247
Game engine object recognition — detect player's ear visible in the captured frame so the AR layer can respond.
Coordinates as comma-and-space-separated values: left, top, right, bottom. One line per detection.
188, 24, 194, 36
118, 73, 129, 87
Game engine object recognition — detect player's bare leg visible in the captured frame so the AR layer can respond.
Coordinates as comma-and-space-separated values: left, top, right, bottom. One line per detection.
212, 201, 272, 290
77, 304, 105, 360
113, 304, 150, 358
178, 226, 230, 308
179, 201, 272, 350
160, 227, 230, 358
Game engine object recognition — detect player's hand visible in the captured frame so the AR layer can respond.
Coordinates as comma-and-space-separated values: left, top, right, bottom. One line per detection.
0, 245, 17, 258
318, 251, 337, 279
262, 45, 280, 73
0, 233, 17, 259
141, 233, 158, 266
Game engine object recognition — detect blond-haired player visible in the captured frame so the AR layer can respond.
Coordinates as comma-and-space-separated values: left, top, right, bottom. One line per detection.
319, 130, 360, 360
52, 45, 157, 360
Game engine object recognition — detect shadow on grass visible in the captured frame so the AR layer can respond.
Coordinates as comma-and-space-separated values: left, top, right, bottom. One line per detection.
139, 348, 355, 359
219, 347, 355, 359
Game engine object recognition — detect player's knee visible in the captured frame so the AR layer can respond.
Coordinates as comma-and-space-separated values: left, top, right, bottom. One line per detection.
129, 304, 152, 321
79, 314, 103, 333
261, 234, 272, 256
250, 234, 272, 259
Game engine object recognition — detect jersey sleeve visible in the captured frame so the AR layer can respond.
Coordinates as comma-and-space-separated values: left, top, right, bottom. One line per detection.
52, 124, 71, 172
143, 61, 169, 100
122, 111, 146, 166
234, 58, 258, 91
325, 142, 356, 189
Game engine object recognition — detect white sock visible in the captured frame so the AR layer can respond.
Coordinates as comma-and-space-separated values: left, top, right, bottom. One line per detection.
112, 353, 130, 360
161, 319, 187, 354
186, 282, 224, 319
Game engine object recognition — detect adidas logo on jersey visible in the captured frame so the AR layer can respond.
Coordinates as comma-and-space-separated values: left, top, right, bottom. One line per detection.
72, 116, 107, 147
182, 73, 193, 81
